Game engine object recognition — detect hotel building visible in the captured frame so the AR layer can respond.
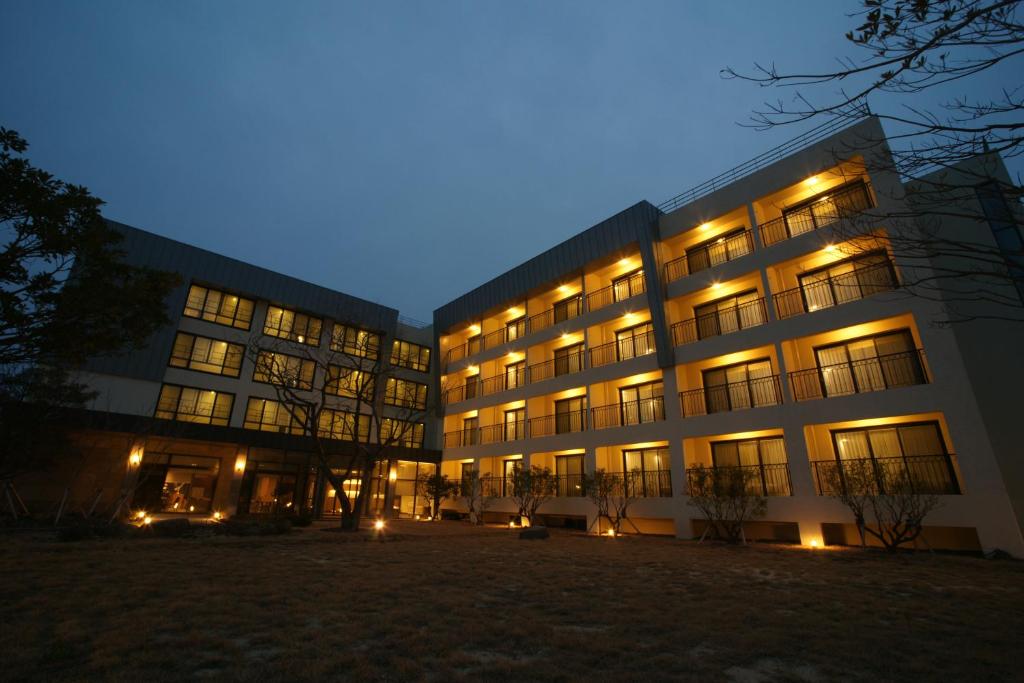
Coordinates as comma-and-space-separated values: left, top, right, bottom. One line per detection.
18, 116, 1024, 554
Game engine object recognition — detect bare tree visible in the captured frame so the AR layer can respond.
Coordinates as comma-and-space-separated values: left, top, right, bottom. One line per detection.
508, 465, 558, 526
823, 458, 942, 551
686, 465, 767, 544
457, 468, 495, 524
724, 1, 1024, 323
583, 469, 642, 535
245, 323, 427, 531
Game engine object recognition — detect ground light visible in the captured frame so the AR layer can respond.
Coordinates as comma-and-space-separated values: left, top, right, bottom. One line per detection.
142, 516, 152, 525
606, 529, 616, 537
809, 539, 821, 549
373, 519, 385, 531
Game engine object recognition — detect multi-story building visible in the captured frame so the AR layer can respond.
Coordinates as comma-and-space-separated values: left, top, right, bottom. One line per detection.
17, 225, 442, 521
15, 116, 1023, 554
432, 117, 1024, 555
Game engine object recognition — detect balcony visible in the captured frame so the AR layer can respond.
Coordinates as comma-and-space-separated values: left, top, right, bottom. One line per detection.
663, 230, 754, 283
679, 375, 783, 416
527, 294, 584, 334
671, 297, 768, 346
811, 454, 960, 495
624, 469, 673, 497
760, 182, 874, 247
591, 397, 666, 430
774, 260, 899, 319
686, 463, 792, 497
527, 350, 585, 383
587, 271, 646, 312
444, 429, 480, 448
480, 421, 526, 445
528, 409, 587, 438
554, 473, 586, 497
589, 331, 656, 368
789, 349, 928, 401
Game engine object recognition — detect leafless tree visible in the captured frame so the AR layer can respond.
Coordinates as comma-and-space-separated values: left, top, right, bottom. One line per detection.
245, 325, 427, 531
457, 468, 495, 524
823, 458, 942, 551
508, 465, 558, 526
724, 0, 1024, 323
583, 469, 642, 535
686, 465, 767, 544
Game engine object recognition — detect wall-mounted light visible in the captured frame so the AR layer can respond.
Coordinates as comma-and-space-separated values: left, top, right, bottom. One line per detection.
469, 324, 480, 334
617, 258, 631, 268
557, 285, 571, 294
824, 244, 837, 253
466, 365, 479, 375
128, 448, 142, 467
805, 175, 819, 186
234, 453, 247, 474
388, 468, 398, 482
699, 222, 711, 231
711, 281, 722, 290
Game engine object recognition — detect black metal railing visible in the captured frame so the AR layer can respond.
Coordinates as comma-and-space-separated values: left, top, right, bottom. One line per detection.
664, 254, 689, 283
554, 473, 585, 497
528, 410, 587, 438
443, 429, 481, 448
589, 331, 657, 368
789, 349, 928, 401
760, 182, 874, 247
480, 421, 526, 444
686, 230, 755, 275
587, 271, 646, 312
686, 463, 792, 497
528, 295, 584, 334
679, 375, 783, 416
774, 260, 899, 319
477, 475, 516, 498
671, 297, 767, 346
591, 397, 666, 429
624, 469, 673, 497
527, 351, 585, 383
811, 454, 960, 496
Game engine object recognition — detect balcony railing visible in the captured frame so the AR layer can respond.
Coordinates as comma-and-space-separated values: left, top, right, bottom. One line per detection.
624, 469, 673, 498
686, 463, 792, 497
679, 375, 783, 416
528, 295, 584, 334
480, 421, 526, 444
774, 260, 899, 319
591, 397, 666, 430
671, 297, 768, 346
528, 409, 587, 438
663, 230, 755, 283
589, 331, 657, 368
444, 429, 480, 448
789, 349, 928, 401
811, 454, 960, 496
760, 182, 874, 247
477, 475, 516, 498
554, 473, 585, 497
587, 271, 646, 312
527, 351, 585, 383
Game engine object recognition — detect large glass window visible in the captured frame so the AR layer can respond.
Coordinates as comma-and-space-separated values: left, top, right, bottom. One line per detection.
380, 418, 425, 447
237, 462, 298, 515
331, 324, 381, 359
383, 378, 428, 409
134, 453, 220, 513
243, 398, 307, 435
462, 416, 480, 446
318, 408, 370, 442
831, 422, 958, 494
326, 366, 375, 401
155, 384, 234, 426
390, 339, 430, 372
799, 251, 896, 312
505, 360, 526, 390
504, 408, 526, 441
694, 289, 765, 339
264, 306, 322, 346
686, 228, 751, 273
555, 455, 584, 496
252, 351, 316, 390
814, 330, 923, 397
555, 396, 585, 433
702, 359, 776, 413
182, 284, 254, 330
553, 294, 583, 323
622, 447, 671, 497
612, 269, 645, 302
710, 437, 790, 496
169, 333, 244, 377
615, 322, 655, 361
619, 380, 664, 425
553, 343, 584, 376
506, 317, 526, 343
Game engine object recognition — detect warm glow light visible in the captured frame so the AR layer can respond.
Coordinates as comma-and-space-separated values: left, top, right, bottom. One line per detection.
188, 505, 195, 512
699, 222, 711, 231
617, 258, 631, 267
297, 335, 304, 344
134, 510, 146, 520
234, 453, 247, 473
142, 516, 152, 525
824, 244, 837, 253
507, 307, 521, 317
561, 332, 571, 341
388, 469, 398, 482
606, 529, 616, 537
128, 449, 142, 467
557, 285, 571, 294
805, 175, 819, 186
623, 312, 637, 322
508, 521, 516, 528
469, 324, 480, 334
467, 365, 479, 374
374, 519, 385, 531
809, 538, 821, 549
213, 511, 222, 520
711, 281, 722, 289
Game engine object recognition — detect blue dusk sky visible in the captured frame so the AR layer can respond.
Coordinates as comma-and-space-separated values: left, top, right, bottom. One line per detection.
2, 1, 1018, 320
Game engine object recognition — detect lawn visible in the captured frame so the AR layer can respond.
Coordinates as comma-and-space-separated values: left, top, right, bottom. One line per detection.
2, 521, 1021, 681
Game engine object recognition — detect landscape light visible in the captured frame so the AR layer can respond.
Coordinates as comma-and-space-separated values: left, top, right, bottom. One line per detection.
374, 519, 385, 531
606, 529, 616, 537
809, 539, 820, 549
212, 511, 222, 520
142, 516, 152, 525
128, 450, 142, 467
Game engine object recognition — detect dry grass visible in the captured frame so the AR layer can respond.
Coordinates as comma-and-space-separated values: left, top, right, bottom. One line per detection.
1, 521, 1021, 682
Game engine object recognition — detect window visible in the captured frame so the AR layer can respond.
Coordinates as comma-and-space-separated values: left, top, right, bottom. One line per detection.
711, 437, 790, 496
133, 453, 220, 513
553, 293, 583, 323
462, 416, 480, 446
686, 228, 751, 273
694, 289, 765, 339
391, 339, 430, 372
467, 334, 482, 356
155, 384, 234, 426
169, 333, 244, 377
555, 455, 584, 496
615, 322, 655, 361
502, 459, 521, 496
798, 250, 896, 312
237, 462, 298, 515
622, 447, 671, 497
384, 378, 427, 409
505, 360, 526, 390
814, 330, 923, 397
464, 372, 479, 400
702, 359, 777, 413
553, 343, 584, 376
782, 181, 872, 238
612, 268, 645, 302
618, 380, 664, 425
318, 408, 370, 442
504, 408, 526, 441
332, 324, 381, 359
830, 422, 958, 494
252, 351, 316, 390
243, 398, 307, 435
327, 366, 376, 401
506, 317, 526, 343
264, 306, 322, 346
381, 418, 425, 447
555, 396, 585, 433
182, 284, 254, 330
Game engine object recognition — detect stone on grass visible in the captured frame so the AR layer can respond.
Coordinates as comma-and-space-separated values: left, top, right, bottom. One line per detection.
519, 526, 549, 540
